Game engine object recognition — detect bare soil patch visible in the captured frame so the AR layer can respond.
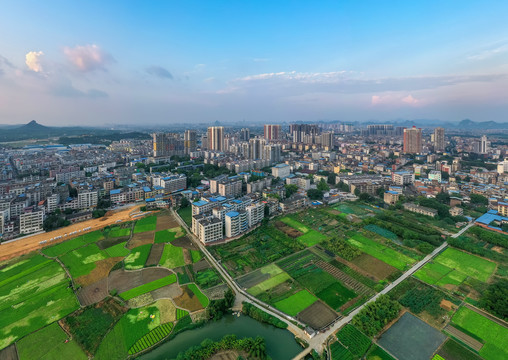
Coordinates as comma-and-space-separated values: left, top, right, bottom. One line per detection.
172, 236, 198, 250
0, 205, 141, 262
151, 283, 183, 300
75, 257, 123, 287
193, 258, 211, 272
127, 231, 154, 249
297, 300, 339, 330
145, 243, 165, 266
350, 253, 397, 280
333, 256, 377, 282
183, 248, 192, 265
108, 268, 143, 293
77, 278, 109, 306
173, 285, 204, 312
156, 214, 180, 232
0, 344, 18, 360
274, 221, 303, 238
156, 299, 177, 323
141, 267, 173, 283
210, 351, 249, 360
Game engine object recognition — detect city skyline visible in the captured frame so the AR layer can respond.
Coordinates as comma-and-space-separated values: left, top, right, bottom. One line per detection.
1, 1, 508, 126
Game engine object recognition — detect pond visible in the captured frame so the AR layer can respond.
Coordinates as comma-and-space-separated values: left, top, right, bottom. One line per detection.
140, 314, 303, 360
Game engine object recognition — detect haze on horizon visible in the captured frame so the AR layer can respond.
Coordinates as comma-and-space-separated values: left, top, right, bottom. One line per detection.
1, 1, 507, 126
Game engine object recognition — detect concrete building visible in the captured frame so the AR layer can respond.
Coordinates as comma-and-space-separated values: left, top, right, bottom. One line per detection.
78, 190, 98, 209
160, 174, 187, 194
272, 163, 291, 179
207, 126, 225, 152
19, 209, 44, 234
498, 202, 508, 217
225, 210, 248, 238
392, 171, 415, 185
263, 124, 281, 140
184, 130, 197, 154
384, 191, 400, 205
433, 127, 445, 152
403, 203, 438, 217
193, 215, 223, 244
403, 126, 422, 154
246, 202, 265, 227
152, 133, 184, 157
449, 207, 464, 216
280, 194, 308, 212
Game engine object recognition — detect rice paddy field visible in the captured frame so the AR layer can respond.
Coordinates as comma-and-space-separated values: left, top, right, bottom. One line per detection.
0, 211, 216, 358
451, 306, 508, 360
415, 248, 496, 290
273, 290, 318, 316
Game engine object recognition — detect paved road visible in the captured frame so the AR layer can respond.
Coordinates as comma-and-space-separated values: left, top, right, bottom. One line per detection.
173, 208, 473, 359
291, 222, 474, 359
171, 210, 308, 338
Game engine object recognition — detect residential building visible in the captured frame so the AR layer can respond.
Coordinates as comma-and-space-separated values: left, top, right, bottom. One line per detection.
207, 126, 225, 151
184, 130, 197, 154
77, 190, 98, 209
264, 124, 281, 140
384, 191, 400, 205
403, 203, 438, 217
19, 209, 44, 234
428, 170, 442, 182
272, 163, 291, 179
246, 202, 265, 227
392, 171, 415, 185
433, 127, 445, 152
152, 133, 184, 157
403, 126, 422, 154
225, 210, 248, 237
498, 202, 508, 217
193, 214, 223, 244
280, 194, 308, 212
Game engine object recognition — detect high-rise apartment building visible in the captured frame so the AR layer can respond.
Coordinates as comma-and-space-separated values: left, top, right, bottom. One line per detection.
240, 128, 250, 141
480, 135, 488, 154
403, 126, 422, 154
184, 130, 197, 154
290, 124, 320, 143
249, 138, 266, 160
152, 133, 184, 157
263, 124, 281, 140
433, 127, 445, 152
320, 132, 333, 149
207, 126, 225, 151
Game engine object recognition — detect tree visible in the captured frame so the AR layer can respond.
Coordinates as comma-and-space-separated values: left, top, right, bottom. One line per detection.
284, 184, 298, 198
470, 193, 488, 206
479, 279, 508, 320
135, 162, 146, 169
376, 187, 385, 198
307, 189, 323, 200
317, 179, 330, 192
180, 197, 190, 208
327, 173, 336, 185
354, 188, 361, 196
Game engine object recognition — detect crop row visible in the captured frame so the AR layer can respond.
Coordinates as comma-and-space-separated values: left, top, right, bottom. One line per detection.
128, 322, 174, 355
336, 324, 371, 358
176, 308, 188, 320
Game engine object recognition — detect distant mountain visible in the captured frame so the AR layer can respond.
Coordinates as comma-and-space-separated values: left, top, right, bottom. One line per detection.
0, 120, 150, 142
455, 119, 508, 130
362, 118, 508, 130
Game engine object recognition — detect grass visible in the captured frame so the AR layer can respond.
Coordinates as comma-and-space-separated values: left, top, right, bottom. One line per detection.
273, 290, 318, 316
124, 244, 152, 270
177, 207, 193, 227
297, 230, 328, 246
94, 305, 161, 360
154, 229, 176, 243
159, 243, 185, 268
108, 227, 131, 238
295, 268, 337, 294
0, 254, 51, 287
104, 242, 130, 257
317, 282, 357, 310
438, 339, 483, 360
194, 268, 222, 289
434, 248, 496, 282
82, 231, 105, 243
190, 250, 203, 263
188, 283, 209, 307
42, 236, 86, 257
16, 323, 87, 360
128, 322, 174, 355
366, 345, 395, 360
60, 244, 107, 278
414, 262, 453, 285
248, 272, 291, 296
347, 233, 415, 270
336, 324, 371, 358
280, 216, 309, 233
0, 281, 79, 349
330, 341, 354, 360
120, 274, 177, 300
452, 306, 508, 360
133, 215, 157, 234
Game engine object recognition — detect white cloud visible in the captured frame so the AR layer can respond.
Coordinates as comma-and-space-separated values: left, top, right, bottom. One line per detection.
468, 44, 508, 61
25, 51, 44, 72
371, 94, 425, 107
63, 44, 113, 72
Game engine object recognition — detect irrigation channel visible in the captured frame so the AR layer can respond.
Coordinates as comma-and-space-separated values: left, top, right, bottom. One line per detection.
139, 314, 303, 360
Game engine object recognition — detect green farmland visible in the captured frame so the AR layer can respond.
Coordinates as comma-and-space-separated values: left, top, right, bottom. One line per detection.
434, 248, 496, 282
159, 243, 185, 268
452, 306, 508, 360
347, 233, 416, 270
120, 274, 177, 300
133, 215, 157, 233
274, 290, 318, 316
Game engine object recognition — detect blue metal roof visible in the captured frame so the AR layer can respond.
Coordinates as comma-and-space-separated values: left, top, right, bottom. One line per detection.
143, 186, 151, 192
110, 189, 121, 195
193, 200, 208, 206
225, 211, 239, 217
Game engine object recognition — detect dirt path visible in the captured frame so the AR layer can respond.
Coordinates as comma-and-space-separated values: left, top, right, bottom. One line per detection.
0, 205, 141, 262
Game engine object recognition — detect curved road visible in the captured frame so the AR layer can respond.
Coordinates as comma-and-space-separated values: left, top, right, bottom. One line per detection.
173, 208, 473, 359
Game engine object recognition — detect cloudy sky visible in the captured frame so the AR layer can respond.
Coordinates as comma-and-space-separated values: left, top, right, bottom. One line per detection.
1, 1, 508, 126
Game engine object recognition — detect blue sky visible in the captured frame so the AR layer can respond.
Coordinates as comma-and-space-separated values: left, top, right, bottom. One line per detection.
0, 1, 507, 125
